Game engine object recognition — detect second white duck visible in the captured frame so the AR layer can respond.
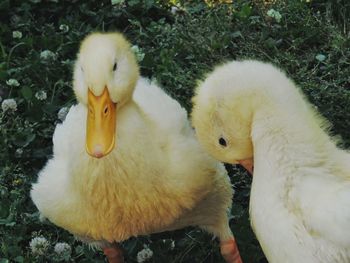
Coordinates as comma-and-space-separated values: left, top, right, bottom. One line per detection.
191, 60, 350, 263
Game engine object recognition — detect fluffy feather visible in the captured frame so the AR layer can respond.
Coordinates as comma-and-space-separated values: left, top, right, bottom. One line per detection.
192, 60, 350, 262
31, 33, 234, 248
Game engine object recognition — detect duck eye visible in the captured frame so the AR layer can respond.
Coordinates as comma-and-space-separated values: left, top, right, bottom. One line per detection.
113, 62, 117, 71
218, 137, 227, 147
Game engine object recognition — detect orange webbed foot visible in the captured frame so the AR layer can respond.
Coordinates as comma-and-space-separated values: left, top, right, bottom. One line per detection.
103, 243, 124, 263
220, 238, 243, 263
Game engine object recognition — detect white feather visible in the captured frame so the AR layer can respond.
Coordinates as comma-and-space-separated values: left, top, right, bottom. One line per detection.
192, 60, 350, 262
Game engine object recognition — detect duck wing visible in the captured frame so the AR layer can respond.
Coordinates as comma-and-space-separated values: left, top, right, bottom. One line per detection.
133, 78, 192, 135
295, 169, 350, 248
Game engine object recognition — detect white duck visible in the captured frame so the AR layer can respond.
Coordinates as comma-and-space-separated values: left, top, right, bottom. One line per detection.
191, 60, 350, 263
31, 32, 243, 263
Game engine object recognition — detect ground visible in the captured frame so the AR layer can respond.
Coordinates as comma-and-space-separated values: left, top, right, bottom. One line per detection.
0, 0, 349, 262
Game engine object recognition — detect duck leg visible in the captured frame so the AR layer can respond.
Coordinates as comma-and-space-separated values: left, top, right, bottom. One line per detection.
103, 243, 124, 263
220, 238, 243, 263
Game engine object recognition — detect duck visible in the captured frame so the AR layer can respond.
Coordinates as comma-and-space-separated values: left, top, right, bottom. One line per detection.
191, 60, 350, 263
30, 32, 243, 263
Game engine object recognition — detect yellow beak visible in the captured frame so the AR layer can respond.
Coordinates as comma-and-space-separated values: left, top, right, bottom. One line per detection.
86, 87, 116, 158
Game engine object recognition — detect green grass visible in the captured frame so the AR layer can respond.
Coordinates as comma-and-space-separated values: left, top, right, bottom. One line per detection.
0, 0, 349, 262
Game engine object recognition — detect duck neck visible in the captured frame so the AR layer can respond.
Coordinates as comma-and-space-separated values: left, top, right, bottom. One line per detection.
251, 103, 336, 170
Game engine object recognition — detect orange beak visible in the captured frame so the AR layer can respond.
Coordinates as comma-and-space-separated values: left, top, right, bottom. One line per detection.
238, 158, 254, 175
86, 87, 116, 158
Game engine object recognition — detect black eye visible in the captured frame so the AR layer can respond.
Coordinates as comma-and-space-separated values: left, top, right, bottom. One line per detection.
113, 62, 117, 71
104, 106, 109, 114
219, 137, 227, 147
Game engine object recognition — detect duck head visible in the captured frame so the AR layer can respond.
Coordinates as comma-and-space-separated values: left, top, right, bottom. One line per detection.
191, 60, 276, 174
73, 32, 139, 158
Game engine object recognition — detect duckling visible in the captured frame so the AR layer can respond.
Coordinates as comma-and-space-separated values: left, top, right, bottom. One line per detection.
31, 33, 243, 263
191, 60, 350, 263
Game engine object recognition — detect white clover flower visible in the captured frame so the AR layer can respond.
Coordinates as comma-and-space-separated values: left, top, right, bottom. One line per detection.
40, 50, 57, 61
171, 6, 179, 15
111, 0, 124, 5
6, 78, 20, 87
2, 99, 17, 112
54, 242, 72, 257
315, 54, 326, 62
58, 107, 69, 121
267, 9, 282, 23
12, 31, 22, 39
15, 148, 23, 155
35, 90, 47, 101
59, 24, 69, 33
137, 247, 153, 263
29, 236, 50, 256
131, 45, 145, 62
